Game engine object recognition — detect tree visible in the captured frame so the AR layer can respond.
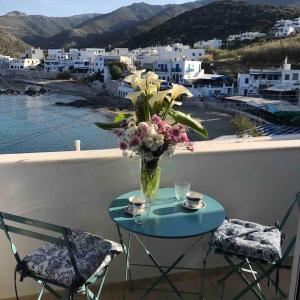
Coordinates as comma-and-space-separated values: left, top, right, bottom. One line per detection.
109, 64, 122, 80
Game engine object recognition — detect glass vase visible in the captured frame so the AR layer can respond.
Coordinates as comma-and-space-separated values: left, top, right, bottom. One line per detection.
140, 157, 161, 201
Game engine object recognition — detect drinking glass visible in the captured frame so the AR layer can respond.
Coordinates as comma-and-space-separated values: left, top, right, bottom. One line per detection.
133, 201, 150, 224
175, 181, 190, 201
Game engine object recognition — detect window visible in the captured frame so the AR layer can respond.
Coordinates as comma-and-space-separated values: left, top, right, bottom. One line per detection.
292, 73, 299, 81
192, 53, 195, 56
245, 78, 249, 84
285, 74, 290, 81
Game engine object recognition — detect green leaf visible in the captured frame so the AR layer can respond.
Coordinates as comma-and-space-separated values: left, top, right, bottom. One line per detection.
168, 110, 208, 138
114, 113, 126, 123
95, 122, 122, 130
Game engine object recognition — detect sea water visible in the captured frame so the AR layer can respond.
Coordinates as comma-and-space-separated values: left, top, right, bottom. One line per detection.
0, 92, 117, 154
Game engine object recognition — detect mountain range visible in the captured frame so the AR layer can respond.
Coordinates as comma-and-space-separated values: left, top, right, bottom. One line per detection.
1, 0, 300, 55
126, 0, 300, 48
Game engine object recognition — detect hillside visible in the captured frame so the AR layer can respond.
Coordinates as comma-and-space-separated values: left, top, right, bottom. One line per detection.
0, 28, 30, 57
0, 11, 100, 47
126, 0, 300, 48
246, 0, 300, 8
43, 3, 167, 49
42, 1, 210, 49
211, 35, 300, 76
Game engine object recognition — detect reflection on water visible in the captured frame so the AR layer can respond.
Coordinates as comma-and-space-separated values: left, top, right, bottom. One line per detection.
0, 92, 117, 154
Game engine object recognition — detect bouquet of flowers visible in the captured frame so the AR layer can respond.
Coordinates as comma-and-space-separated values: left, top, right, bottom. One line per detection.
96, 71, 208, 200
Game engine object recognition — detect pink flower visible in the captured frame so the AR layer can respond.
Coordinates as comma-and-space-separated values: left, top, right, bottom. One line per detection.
151, 115, 162, 124
181, 133, 190, 143
169, 125, 184, 143
129, 135, 141, 148
119, 141, 128, 151
138, 122, 149, 138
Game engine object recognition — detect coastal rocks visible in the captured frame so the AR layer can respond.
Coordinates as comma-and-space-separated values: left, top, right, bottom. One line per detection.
23, 86, 48, 96
55, 95, 132, 110
0, 88, 20, 95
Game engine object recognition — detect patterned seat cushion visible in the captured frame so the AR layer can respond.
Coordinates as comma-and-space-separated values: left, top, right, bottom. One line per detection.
23, 230, 123, 287
213, 219, 282, 263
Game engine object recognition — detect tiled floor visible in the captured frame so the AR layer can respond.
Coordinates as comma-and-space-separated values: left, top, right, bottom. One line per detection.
22, 267, 291, 300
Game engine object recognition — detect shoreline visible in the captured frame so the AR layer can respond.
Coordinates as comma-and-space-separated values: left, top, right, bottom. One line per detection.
1, 77, 235, 139
3, 77, 133, 113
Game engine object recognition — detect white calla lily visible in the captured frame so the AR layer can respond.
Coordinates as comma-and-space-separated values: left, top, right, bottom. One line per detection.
126, 91, 143, 105
171, 84, 193, 99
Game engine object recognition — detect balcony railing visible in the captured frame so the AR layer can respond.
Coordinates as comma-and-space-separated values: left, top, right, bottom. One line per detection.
0, 138, 299, 298
154, 68, 168, 73
171, 68, 182, 72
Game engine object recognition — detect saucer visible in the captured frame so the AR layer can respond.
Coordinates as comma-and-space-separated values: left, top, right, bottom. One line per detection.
182, 200, 205, 211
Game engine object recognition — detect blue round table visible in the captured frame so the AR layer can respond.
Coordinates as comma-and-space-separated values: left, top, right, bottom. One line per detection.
108, 188, 225, 299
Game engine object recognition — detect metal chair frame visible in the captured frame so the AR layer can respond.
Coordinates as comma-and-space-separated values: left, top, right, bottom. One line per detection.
0, 211, 110, 300
217, 192, 300, 300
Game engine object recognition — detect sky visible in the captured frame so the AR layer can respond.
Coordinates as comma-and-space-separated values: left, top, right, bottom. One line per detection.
0, 0, 190, 17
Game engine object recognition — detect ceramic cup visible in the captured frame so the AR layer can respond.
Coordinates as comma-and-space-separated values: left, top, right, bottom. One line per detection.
128, 196, 145, 215
186, 191, 203, 209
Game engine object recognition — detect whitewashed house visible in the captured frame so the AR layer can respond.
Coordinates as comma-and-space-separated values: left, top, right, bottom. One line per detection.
154, 59, 204, 84
228, 32, 265, 42
188, 74, 234, 98
194, 39, 223, 49
110, 48, 129, 56
272, 18, 299, 37
274, 25, 295, 37
117, 82, 134, 98
0, 55, 12, 69
238, 58, 300, 96
47, 49, 69, 60
22, 48, 44, 60
10, 58, 40, 70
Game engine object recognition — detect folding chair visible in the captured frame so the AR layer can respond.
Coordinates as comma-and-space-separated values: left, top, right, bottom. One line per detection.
0, 211, 123, 300
213, 192, 300, 300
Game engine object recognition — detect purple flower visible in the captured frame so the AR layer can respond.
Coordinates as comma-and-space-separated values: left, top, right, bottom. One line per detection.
113, 128, 125, 137
129, 135, 141, 148
119, 141, 128, 151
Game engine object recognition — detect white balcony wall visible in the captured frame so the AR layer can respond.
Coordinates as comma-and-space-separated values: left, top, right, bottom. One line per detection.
0, 139, 300, 298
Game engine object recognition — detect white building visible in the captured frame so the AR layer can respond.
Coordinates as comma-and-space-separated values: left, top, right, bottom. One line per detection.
47, 49, 69, 60
194, 39, 223, 49
188, 74, 234, 98
0, 55, 12, 69
154, 59, 204, 84
110, 48, 129, 56
22, 48, 44, 60
130, 44, 205, 67
274, 25, 295, 38
10, 58, 40, 70
228, 32, 266, 42
272, 17, 300, 37
44, 59, 70, 72
238, 58, 300, 96
117, 82, 134, 98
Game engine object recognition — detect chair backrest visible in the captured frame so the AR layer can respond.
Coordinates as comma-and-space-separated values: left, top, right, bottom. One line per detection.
275, 192, 300, 264
0, 211, 80, 282
279, 192, 300, 231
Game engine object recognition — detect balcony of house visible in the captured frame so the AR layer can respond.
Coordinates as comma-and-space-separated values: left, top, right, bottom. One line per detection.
0, 137, 299, 299
154, 68, 168, 73
171, 68, 182, 73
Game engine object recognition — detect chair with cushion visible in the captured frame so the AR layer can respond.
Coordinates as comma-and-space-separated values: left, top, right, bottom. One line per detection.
0, 211, 123, 300
213, 192, 300, 300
